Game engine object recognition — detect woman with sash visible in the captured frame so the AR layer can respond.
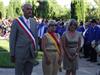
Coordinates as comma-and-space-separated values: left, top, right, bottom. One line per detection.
62, 19, 82, 75
41, 20, 62, 75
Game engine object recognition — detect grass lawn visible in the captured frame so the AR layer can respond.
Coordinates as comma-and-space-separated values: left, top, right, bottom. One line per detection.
0, 39, 43, 68
0, 39, 9, 52
0, 52, 15, 68
0, 39, 14, 68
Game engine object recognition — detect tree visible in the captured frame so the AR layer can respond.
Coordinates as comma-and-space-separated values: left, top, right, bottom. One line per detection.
31, 0, 38, 17
36, 1, 49, 18
6, 0, 14, 18
71, 0, 87, 23
76, 0, 86, 23
0, 12, 2, 19
71, 0, 77, 20
48, 0, 69, 19
6, 0, 22, 18
14, 0, 22, 17
26, 0, 32, 4
0, 0, 5, 18
94, 0, 100, 18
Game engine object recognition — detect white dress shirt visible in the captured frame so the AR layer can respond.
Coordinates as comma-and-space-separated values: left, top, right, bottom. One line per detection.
38, 25, 45, 38
23, 16, 30, 28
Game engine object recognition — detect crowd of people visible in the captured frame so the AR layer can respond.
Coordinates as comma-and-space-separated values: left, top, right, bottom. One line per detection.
39, 18, 100, 75
0, 3, 100, 75
0, 18, 12, 40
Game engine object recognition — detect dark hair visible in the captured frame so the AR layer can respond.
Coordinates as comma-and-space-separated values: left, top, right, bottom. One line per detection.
91, 19, 97, 23
80, 21, 83, 26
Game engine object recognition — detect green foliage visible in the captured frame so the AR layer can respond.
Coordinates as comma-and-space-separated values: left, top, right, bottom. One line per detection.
71, 0, 86, 23
0, 1, 5, 18
2, 0, 70, 19
0, 39, 43, 67
1, 0, 100, 21
0, 40, 9, 52
26, 0, 32, 4
6, 0, 14, 18
76, 0, 86, 23
0, 12, 2, 19
71, 0, 77, 20
0, 52, 15, 68
32, 0, 38, 17
6, 0, 22, 18
37, 51, 43, 59
0, 39, 14, 68
47, 0, 69, 19
94, 0, 100, 18
84, 0, 100, 21
14, 0, 22, 17
36, 1, 49, 18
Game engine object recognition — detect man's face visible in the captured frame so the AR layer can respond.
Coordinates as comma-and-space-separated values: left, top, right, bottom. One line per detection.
23, 4, 32, 18
91, 22, 96, 27
69, 24, 76, 31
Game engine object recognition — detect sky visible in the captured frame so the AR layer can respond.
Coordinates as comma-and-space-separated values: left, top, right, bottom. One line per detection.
2, 0, 96, 9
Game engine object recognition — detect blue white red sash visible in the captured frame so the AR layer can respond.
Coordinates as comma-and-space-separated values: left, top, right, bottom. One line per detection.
16, 17, 36, 49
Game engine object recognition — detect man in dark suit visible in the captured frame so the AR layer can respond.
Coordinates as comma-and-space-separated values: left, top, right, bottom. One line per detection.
84, 19, 100, 62
9, 3, 38, 75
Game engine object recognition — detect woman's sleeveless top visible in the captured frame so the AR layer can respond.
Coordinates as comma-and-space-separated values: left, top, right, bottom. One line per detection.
44, 33, 60, 51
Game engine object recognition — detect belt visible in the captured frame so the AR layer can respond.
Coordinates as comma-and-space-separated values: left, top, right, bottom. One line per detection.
46, 49, 57, 52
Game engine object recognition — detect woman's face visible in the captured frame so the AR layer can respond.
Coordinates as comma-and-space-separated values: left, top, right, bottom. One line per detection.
85, 22, 89, 29
68, 24, 76, 32
48, 24, 57, 32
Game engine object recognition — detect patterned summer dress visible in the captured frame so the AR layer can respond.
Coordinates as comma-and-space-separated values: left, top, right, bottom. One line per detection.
62, 31, 81, 70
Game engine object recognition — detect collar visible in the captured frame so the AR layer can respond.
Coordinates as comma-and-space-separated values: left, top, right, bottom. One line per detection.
22, 16, 30, 23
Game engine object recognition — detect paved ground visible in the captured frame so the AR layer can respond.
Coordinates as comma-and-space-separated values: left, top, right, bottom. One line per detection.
0, 58, 100, 75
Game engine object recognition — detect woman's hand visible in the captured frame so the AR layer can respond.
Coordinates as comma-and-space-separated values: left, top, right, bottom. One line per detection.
71, 53, 78, 61
58, 57, 62, 65
68, 53, 78, 61
46, 57, 51, 65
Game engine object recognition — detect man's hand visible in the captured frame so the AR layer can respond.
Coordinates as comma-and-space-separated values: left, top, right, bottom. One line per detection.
11, 56, 15, 63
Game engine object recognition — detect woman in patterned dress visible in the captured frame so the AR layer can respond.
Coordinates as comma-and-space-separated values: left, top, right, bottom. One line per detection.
62, 19, 82, 75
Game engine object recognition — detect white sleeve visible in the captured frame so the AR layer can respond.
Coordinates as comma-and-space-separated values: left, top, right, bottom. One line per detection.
80, 36, 84, 48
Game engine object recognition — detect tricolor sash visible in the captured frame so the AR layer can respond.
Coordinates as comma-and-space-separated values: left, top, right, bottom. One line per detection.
47, 32, 61, 56
16, 17, 36, 49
